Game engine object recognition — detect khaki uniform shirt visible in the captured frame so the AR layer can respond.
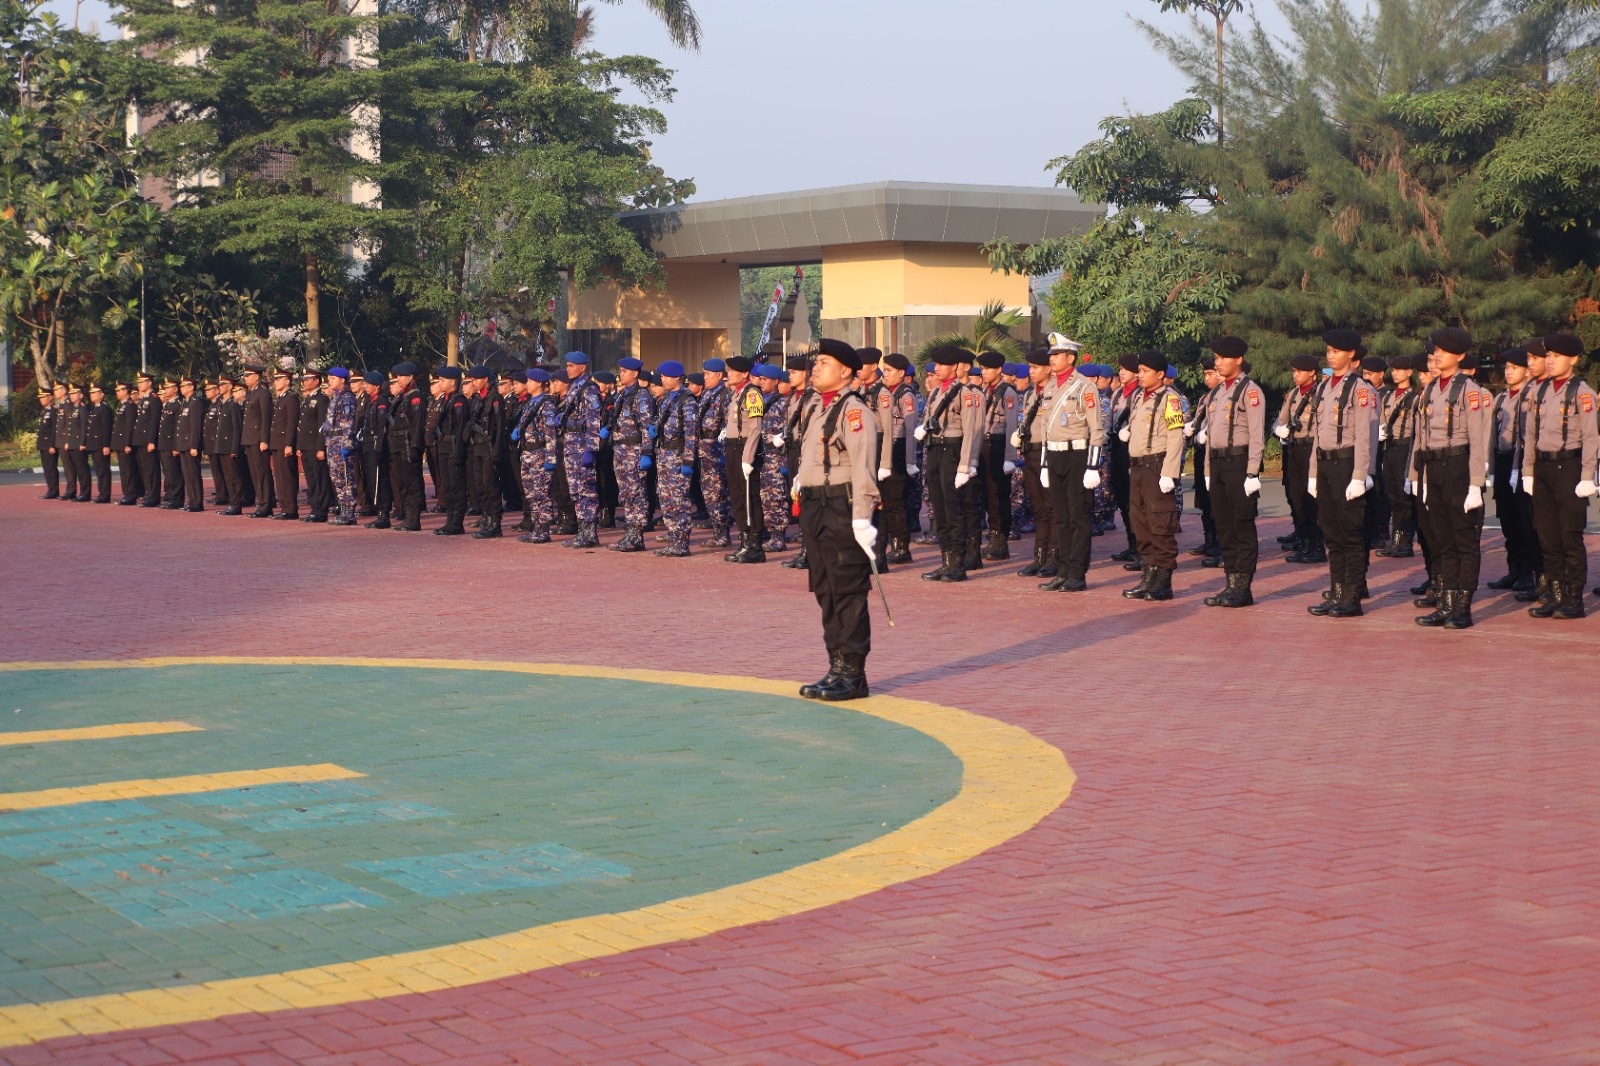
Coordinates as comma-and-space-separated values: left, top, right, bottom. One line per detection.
876, 382, 918, 470
923, 379, 983, 472
1126, 385, 1186, 479
1275, 385, 1317, 447
1040, 371, 1103, 451
1520, 376, 1600, 480
1307, 374, 1380, 481
793, 390, 880, 522
1382, 384, 1419, 442
1203, 375, 1266, 475
726, 381, 766, 466
983, 382, 1020, 463
1407, 373, 1492, 485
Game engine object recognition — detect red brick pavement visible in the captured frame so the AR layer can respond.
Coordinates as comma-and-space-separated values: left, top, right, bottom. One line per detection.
4, 483, 1599, 1065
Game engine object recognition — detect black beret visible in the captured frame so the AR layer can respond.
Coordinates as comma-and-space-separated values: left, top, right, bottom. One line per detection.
928, 345, 966, 367
1025, 349, 1051, 367
437, 366, 462, 381
882, 352, 912, 371
1322, 329, 1361, 352
813, 337, 860, 371
1210, 335, 1248, 359
592, 370, 617, 384
1200, 354, 1215, 371
1429, 327, 1472, 355
976, 351, 1005, 370
363, 371, 384, 385
1364, 356, 1388, 373
856, 346, 882, 364
1544, 332, 1584, 357
391, 362, 417, 376
724, 355, 755, 373
1137, 350, 1168, 372
1117, 353, 1140, 373
466, 365, 491, 379
1290, 354, 1321, 372
1524, 337, 1547, 357
509, 370, 527, 383
1498, 348, 1529, 368
686, 372, 705, 386
1388, 354, 1412, 371
784, 355, 809, 372
1461, 353, 1480, 370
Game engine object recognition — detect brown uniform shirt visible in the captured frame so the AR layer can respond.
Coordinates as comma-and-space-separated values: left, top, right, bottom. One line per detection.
1040, 371, 1103, 451
983, 381, 1021, 463
1407, 373, 1492, 485
923, 379, 983, 472
793, 390, 880, 523
1126, 385, 1186, 479
1520, 376, 1600, 480
726, 381, 765, 466
1307, 373, 1380, 481
1202, 375, 1266, 475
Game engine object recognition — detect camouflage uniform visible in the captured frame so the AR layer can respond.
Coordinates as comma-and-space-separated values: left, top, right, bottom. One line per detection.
653, 385, 700, 555
759, 390, 792, 550
1011, 458, 1033, 535
515, 393, 558, 542
321, 385, 360, 523
558, 370, 604, 545
697, 381, 732, 546
609, 381, 657, 550
1173, 391, 1192, 527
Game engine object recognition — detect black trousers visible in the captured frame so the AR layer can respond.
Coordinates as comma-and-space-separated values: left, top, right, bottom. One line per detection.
391, 450, 425, 524
39, 449, 60, 496
1046, 448, 1091, 579
799, 492, 871, 660
926, 441, 975, 554
425, 445, 441, 502
1024, 445, 1054, 556
1316, 453, 1368, 589
1382, 439, 1414, 538
437, 448, 468, 523
1493, 451, 1534, 579
118, 448, 143, 502
1210, 451, 1259, 575
91, 450, 112, 501
1364, 444, 1392, 545
597, 448, 618, 509
246, 445, 275, 511
302, 452, 331, 516
236, 449, 256, 507
1192, 446, 1216, 543
209, 453, 226, 503
1129, 459, 1178, 570
138, 446, 162, 505
498, 451, 524, 510
271, 449, 299, 516
725, 440, 764, 537
469, 449, 502, 524
1110, 438, 1132, 531
214, 454, 243, 507
1532, 455, 1588, 589
65, 449, 89, 499
1415, 452, 1483, 591
980, 435, 1011, 538
161, 451, 185, 505
879, 440, 909, 542
363, 449, 392, 515
181, 451, 204, 506
1283, 442, 1318, 544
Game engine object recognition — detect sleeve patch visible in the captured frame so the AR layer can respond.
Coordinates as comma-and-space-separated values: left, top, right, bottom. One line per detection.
1358, 391, 1370, 408
902, 396, 916, 415
412, 397, 422, 405
846, 409, 863, 432
879, 394, 891, 409
1468, 393, 1480, 411
1084, 393, 1095, 408
1005, 395, 1016, 410
1583, 394, 1594, 414
744, 392, 765, 418
1248, 389, 1261, 406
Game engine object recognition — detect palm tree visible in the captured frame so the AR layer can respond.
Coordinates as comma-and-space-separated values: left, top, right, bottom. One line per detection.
915, 300, 1029, 364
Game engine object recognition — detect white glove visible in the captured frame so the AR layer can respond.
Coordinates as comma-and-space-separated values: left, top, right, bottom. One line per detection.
1002, 460, 1016, 475
1578, 480, 1598, 498
1379, 425, 1389, 442
1523, 476, 1533, 496
1118, 427, 1131, 443
1364, 475, 1373, 490
1273, 425, 1290, 440
953, 471, 970, 489
1182, 421, 1195, 439
1159, 476, 1175, 493
907, 464, 920, 476
877, 468, 891, 481
913, 425, 927, 442
969, 465, 978, 476
717, 428, 727, 442
1008, 431, 1021, 450
1464, 485, 1483, 511
1509, 470, 1519, 492
1403, 479, 1413, 496
1307, 477, 1318, 499
1195, 429, 1207, 446
1244, 476, 1262, 496
1083, 469, 1099, 490
1040, 467, 1051, 488
770, 434, 784, 448
851, 518, 877, 559
741, 462, 753, 477
1344, 478, 1365, 501
1203, 476, 1211, 490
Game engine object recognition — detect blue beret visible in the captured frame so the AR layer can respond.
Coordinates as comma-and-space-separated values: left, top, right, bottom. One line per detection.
618, 357, 643, 371
703, 358, 725, 372
658, 360, 685, 378
391, 362, 417, 376
527, 368, 551, 384
753, 363, 782, 380
467, 365, 491, 379
363, 371, 384, 385
437, 366, 462, 381
564, 351, 588, 366
327, 367, 350, 379
1166, 365, 1179, 377
967, 366, 982, 376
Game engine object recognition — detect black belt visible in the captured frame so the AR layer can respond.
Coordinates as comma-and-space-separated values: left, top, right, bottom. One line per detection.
928, 436, 963, 446
1316, 446, 1355, 461
798, 483, 849, 500
1416, 445, 1469, 462
1210, 446, 1248, 459
1536, 448, 1581, 462
1024, 442, 1043, 453
1131, 453, 1165, 468
1281, 437, 1307, 448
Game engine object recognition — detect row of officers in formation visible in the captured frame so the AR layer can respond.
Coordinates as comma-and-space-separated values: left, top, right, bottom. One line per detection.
32, 327, 1599, 635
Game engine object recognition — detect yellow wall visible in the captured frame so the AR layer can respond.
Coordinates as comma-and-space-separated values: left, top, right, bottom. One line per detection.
638, 328, 729, 372
820, 242, 1031, 320
568, 263, 741, 334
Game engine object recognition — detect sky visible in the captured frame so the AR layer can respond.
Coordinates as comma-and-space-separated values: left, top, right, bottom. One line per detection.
46, 0, 1216, 202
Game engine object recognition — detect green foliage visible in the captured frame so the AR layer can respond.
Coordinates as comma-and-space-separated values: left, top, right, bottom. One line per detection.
914, 300, 1028, 363
741, 266, 821, 355
1047, 99, 1220, 210
157, 273, 261, 378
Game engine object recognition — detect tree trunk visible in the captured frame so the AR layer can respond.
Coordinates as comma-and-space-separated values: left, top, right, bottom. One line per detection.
55, 316, 68, 378
29, 330, 51, 389
446, 251, 466, 366
305, 252, 322, 364
1215, 15, 1226, 144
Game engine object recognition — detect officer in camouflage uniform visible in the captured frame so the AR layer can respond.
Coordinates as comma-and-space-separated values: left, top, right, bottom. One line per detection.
1007, 363, 1034, 536
607, 357, 657, 552
558, 351, 604, 548
321, 367, 360, 525
757, 363, 793, 552
513, 368, 558, 544
652, 360, 699, 556
696, 358, 732, 546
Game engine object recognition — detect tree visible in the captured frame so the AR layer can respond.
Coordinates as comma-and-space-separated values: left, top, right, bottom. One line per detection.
741, 265, 821, 354
914, 300, 1028, 363
1145, 0, 1244, 141
0, 0, 157, 386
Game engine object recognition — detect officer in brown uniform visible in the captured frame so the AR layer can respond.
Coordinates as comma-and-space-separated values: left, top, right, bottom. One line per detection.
791, 339, 880, 703
721, 355, 768, 563
874, 351, 920, 565
977, 350, 1021, 560
1121, 350, 1187, 601
1306, 330, 1380, 618
1521, 332, 1598, 619
916, 346, 984, 582
1376, 355, 1420, 558
1036, 338, 1102, 592
269, 369, 301, 519
1198, 337, 1266, 607
1408, 327, 1492, 628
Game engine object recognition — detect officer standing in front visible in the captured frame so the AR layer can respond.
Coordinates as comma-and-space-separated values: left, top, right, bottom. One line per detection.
35, 386, 60, 500
1305, 330, 1380, 617
85, 383, 114, 504
792, 339, 880, 702
652, 360, 699, 557
268, 370, 300, 519
1120, 351, 1187, 602
1521, 332, 1597, 620
1198, 337, 1266, 608
111, 381, 143, 505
